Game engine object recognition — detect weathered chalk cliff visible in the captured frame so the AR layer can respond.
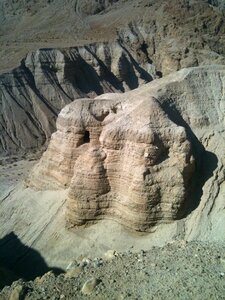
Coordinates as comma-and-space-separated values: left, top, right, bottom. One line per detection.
27, 65, 225, 233
27, 91, 195, 230
0, 41, 155, 155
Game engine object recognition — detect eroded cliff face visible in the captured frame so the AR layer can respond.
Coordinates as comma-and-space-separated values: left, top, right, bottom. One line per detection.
1, 0, 225, 156
27, 65, 225, 233
0, 40, 155, 155
27, 94, 195, 231
132, 65, 225, 238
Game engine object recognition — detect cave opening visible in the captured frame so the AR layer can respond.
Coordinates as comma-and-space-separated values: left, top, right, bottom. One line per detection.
83, 130, 90, 143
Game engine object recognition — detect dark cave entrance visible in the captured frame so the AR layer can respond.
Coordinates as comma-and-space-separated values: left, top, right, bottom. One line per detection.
83, 130, 90, 143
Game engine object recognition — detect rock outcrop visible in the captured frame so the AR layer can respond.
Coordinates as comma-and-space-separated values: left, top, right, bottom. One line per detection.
130, 65, 225, 238
1, 0, 225, 156
28, 65, 225, 233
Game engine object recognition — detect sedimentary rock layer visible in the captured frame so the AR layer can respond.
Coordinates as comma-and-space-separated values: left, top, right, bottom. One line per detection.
0, 42, 155, 155
28, 83, 197, 231
28, 65, 225, 232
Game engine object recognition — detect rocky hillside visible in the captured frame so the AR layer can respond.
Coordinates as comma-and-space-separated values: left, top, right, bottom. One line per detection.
25, 65, 225, 236
0, 241, 225, 299
27, 78, 195, 231
0, 1, 225, 296
1, 0, 225, 155
0, 42, 154, 155
0, 64, 224, 290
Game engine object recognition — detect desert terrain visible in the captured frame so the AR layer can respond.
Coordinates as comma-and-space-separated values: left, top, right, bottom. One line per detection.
0, 0, 225, 299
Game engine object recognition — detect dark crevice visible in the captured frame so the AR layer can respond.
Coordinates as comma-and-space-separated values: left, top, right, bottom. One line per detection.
83, 130, 90, 143
84, 46, 125, 92
118, 40, 153, 83
156, 70, 163, 78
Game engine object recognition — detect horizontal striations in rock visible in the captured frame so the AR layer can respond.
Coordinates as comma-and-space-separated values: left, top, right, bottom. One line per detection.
27, 65, 225, 232
0, 41, 156, 155
28, 87, 195, 231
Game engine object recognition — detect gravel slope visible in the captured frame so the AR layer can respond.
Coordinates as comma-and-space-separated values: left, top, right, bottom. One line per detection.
0, 241, 225, 299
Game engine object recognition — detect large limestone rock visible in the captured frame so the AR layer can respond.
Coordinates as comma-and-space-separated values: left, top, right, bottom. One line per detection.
28, 65, 225, 234
28, 86, 195, 231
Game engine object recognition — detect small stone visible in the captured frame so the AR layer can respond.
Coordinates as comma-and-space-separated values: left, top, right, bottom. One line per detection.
65, 266, 83, 278
104, 250, 118, 260
109, 278, 116, 284
66, 261, 78, 270
37, 271, 55, 284
81, 278, 99, 295
81, 258, 91, 267
93, 258, 103, 267
150, 263, 156, 268
76, 255, 86, 263
9, 285, 24, 300
220, 272, 224, 278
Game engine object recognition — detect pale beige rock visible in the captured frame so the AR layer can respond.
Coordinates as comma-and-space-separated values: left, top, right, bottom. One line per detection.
9, 285, 24, 300
27, 65, 225, 235
28, 83, 195, 231
0, 65, 225, 277
65, 267, 83, 279
81, 278, 99, 295
104, 250, 118, 260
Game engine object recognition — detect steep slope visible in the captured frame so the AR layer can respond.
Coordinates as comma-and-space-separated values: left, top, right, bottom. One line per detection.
137, 65, 225, 240
0, 42, 155, 155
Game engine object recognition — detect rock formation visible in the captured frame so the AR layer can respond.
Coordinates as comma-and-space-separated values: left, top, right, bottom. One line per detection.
1, 1, 225, 293
29, 91, 195, 230
27, 65, 225, 232
1, 0, 225, 156
0, 43, 155, 155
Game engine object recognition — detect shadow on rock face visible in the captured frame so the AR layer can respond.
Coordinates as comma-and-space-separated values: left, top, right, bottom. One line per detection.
160, 101, 218, 216
0, 232, 64, 289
